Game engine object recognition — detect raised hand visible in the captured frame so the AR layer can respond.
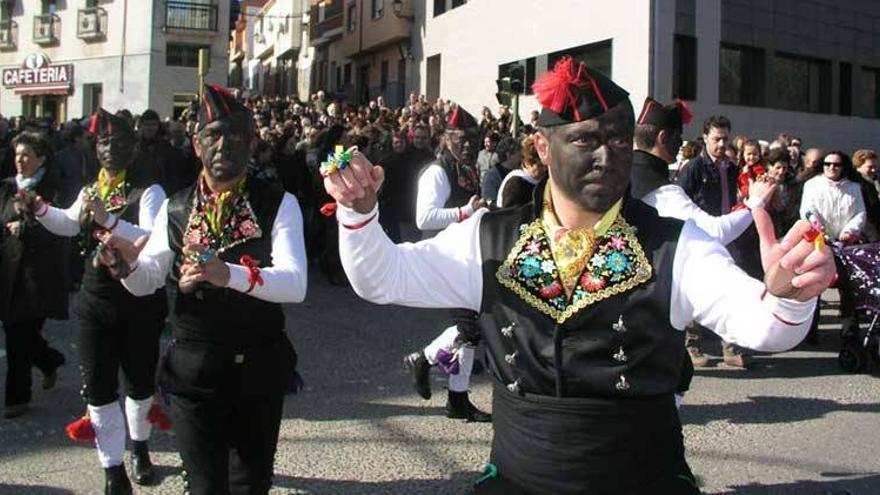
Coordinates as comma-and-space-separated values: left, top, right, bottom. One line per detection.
752, 208, 836, 301
322, 148, 385, 214
468, 195, 487, 212
747, 176, 778, 208
182, 243, 229, 289
83, 194, 109, 226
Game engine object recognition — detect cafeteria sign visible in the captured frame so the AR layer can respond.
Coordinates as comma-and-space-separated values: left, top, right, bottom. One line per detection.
2, 53, 73, 92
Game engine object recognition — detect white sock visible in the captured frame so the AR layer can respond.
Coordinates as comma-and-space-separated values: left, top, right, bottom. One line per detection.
88, 402, 126, 468
423, 325, 460, 365
448, 345, 474, 392
125, 396, 153, 442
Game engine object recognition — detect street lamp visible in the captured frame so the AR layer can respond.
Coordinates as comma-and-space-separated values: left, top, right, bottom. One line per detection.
392, 0, 413, 20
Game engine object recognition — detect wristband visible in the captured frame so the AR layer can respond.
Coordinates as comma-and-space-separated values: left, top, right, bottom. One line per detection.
239, 255, 264, 294
341, 213, 377, 231
35, 202, 49, 218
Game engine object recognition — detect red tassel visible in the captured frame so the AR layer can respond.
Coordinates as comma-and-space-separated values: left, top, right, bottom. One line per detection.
320, 202, 338, 217
65, 414, 96, 443
87, 113, 99, 135
675, 99, 693, 125
147, 403, 173, 431
533, 56, 583, 117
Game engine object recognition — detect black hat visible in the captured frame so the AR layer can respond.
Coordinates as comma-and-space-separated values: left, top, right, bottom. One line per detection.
88, 108, 134, 138
445, 104, 478, 130
636, 97, 693, 130
140, 109, 160, 122
198, 84, 250, 131
533, 56, 629, 127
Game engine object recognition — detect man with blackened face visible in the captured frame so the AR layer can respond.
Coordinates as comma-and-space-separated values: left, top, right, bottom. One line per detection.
323, 58, 836, 493
113, 85, 308, 494
32, 108, 169, 493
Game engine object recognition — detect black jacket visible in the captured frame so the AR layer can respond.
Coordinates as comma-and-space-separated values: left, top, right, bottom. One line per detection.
0, 170, 69, 323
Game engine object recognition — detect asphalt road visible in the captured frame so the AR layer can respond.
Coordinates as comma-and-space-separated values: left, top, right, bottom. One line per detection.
0, 278, 878, 495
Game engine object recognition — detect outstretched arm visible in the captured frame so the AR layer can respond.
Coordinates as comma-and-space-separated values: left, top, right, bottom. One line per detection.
671, 207, 836, 352
326, 150, 483, 310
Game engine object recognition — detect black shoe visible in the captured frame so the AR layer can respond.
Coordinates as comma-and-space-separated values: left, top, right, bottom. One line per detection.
41, 350, 66, 390
4, 403, 28, 419
404, 352, 432, 400
130, 440, 156, 486
446, 391, 492, 423
104, 464, 133, 495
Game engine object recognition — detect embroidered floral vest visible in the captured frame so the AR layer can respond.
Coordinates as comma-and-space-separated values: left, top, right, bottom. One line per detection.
479, 182, 685, 398
166, 176, 286, 343
81, 181, 165, 306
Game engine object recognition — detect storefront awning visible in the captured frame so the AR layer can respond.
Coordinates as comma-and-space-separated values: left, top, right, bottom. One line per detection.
14, 85, 71, 96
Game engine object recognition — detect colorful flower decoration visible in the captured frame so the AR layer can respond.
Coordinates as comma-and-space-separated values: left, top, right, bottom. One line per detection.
496, 217, 653, 324
520, 256, 542, 278
319, 145, 353, 178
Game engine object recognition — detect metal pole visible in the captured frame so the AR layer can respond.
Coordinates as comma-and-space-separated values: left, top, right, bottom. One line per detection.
198, 48, 209, 99
512, 93, 520, 138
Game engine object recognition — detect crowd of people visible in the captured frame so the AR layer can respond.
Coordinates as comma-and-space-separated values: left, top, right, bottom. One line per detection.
0, 59, 871, 493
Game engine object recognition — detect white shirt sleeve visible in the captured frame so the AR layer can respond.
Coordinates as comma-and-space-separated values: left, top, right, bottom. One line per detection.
642, 185, 752, 246
337, 204, 484, 310
99, 185, 166, 242
798, 178, 818, 220
842, 182, 866, 237
225, 192, 308, 303
671, 220, 816, 352
36, 187, 85, 237
121, 199, 174, 297
415, 164, 473, 231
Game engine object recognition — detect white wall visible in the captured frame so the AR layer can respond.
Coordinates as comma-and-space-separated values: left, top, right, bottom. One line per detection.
417, 0, 654, 121
0, 0, 155, 117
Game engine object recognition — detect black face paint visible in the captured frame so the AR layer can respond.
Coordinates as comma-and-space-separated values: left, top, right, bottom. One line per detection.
197, 113, 252, 182
664, 129, 683, 163
96, 133, 136, 172
445, 129, 480, 167
545, 102, 634, 213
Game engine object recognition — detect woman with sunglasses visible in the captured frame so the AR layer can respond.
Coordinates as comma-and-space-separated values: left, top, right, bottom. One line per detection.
799, 150, 866, 343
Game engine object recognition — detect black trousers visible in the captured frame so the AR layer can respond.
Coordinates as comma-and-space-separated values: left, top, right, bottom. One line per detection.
75, 292, 165, 406
168, 391, 284, 495
2, 318, 64, 406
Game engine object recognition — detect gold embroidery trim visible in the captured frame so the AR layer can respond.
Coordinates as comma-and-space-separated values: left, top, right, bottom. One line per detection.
495, 216, 653, 325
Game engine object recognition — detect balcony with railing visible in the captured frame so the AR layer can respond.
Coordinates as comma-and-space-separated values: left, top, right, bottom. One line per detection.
77, 7, 108, 41
165, 1, 218, 32
33, 14, 60, 46
0, 20, 17, 51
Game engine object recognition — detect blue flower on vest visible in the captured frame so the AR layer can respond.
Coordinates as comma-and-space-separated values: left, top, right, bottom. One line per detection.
606, 252, 629, 273
520, 257, 542, 278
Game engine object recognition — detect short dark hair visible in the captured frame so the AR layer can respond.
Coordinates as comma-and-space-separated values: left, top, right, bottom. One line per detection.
702, 115, 731, 136
12, 130, 53, 161
634, 123, 661, 150
766, 148, 789, 166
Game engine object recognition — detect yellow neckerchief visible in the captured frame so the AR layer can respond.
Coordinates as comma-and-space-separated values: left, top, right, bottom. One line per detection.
96, 168, 126, 202
200, 174, 247, 238
541, 183, 622, 297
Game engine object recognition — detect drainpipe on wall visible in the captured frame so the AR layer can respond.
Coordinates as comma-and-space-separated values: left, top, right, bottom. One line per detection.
648, 0, 655, 98
120, 0, 128, 93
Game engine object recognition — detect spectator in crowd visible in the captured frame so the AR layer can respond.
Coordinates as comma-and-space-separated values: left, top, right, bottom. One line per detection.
852, 149, 879, 242
679, 116, 753, 369
737, 139, 766, 201
476, 132, 501, 180
496, 135, 546, 208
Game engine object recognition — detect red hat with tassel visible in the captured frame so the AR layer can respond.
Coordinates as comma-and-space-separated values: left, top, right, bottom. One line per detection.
636, 97, 693, 131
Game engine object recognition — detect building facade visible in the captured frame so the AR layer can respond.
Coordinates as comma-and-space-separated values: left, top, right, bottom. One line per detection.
412, 0, 880, 151
0, 0, 230, 122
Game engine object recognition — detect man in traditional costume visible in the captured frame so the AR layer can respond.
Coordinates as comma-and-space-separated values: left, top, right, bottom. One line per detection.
115, 84, 307, 495
34, 109, 167, 493
324, 58, 836, 493
403, 105, 490, 422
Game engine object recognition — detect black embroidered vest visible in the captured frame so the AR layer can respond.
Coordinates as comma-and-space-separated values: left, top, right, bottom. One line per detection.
478, 184, 685, 399
81, 182, 165, 306
166, 176, 285, 343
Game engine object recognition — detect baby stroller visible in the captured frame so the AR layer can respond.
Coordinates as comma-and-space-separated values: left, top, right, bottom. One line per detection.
834, 243, 880, 373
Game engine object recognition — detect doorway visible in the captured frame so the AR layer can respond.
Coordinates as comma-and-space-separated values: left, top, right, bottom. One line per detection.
22, 94, 67, 124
